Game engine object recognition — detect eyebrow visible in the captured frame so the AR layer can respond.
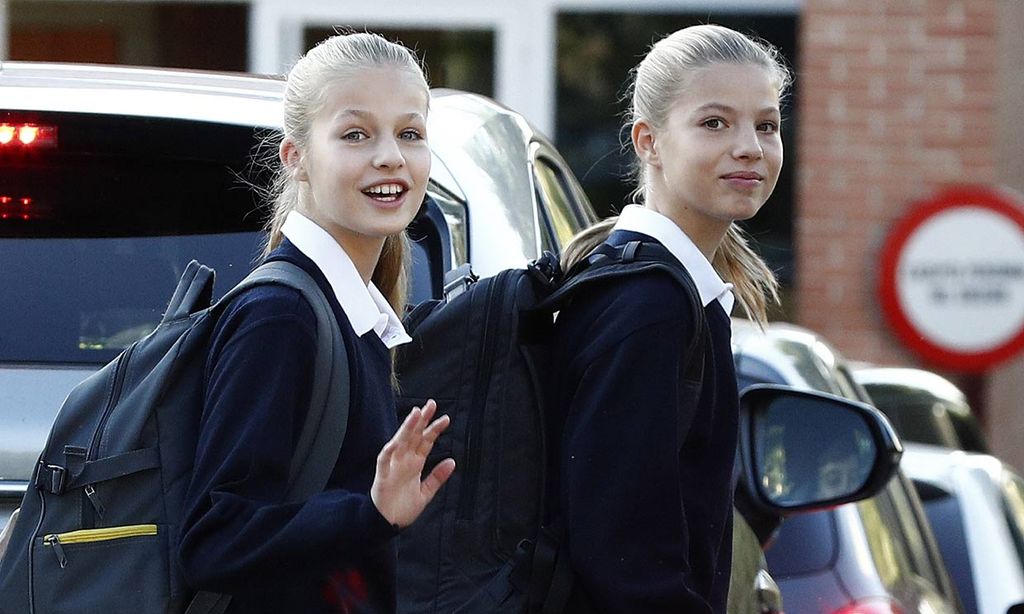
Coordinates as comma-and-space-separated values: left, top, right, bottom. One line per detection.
694, 102, 780, 116
337, 109, 425, 122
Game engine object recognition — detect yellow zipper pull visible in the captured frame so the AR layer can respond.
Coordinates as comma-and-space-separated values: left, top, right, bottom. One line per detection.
44, 535, 68, 569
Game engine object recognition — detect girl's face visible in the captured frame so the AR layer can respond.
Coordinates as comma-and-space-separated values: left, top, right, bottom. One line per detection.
635, 63, 782, 246
287, 66, 430, 257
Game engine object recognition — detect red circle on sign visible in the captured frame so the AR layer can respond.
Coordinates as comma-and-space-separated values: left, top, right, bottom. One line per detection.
879, 185, 1024, 372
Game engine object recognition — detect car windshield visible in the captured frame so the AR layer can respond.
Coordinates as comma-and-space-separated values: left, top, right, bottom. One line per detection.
1, 111, 268, 364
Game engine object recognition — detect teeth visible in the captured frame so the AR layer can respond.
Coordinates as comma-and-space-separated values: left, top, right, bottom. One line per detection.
365, 184, 403, 195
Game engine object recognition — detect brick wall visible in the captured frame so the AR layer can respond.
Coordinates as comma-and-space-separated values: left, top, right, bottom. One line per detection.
796, 0, 1000, 364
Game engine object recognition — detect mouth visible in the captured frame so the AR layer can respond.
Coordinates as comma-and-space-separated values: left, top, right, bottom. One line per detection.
721, 171, 764, 181
362, 181, 409, 203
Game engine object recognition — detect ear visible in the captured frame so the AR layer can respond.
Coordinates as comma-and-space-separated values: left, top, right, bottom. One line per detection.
279, 137, 308, 181
631, 120, 660, 168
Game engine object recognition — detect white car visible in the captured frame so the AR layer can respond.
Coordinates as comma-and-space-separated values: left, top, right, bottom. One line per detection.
901, 443, 1024, 614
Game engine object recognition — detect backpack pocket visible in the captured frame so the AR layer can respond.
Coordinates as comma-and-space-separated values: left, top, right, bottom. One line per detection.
32, 524, 169, 614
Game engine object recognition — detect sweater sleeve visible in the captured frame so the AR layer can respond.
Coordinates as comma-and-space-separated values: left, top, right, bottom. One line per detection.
557, 276, 711, 614
178, 286, 395, 593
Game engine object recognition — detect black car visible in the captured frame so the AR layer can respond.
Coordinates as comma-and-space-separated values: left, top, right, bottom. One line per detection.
733, 320, 964, 614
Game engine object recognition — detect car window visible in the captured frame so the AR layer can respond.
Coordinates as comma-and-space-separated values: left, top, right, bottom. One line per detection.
1, 111, 266, 364
770, 339, 838, 395
855, 482, 917, 590
886, 472, 949, 595
764, 510, 837, 576
918, 488, 977, 614
861, 383, 961, 449
532, 154, 582, 250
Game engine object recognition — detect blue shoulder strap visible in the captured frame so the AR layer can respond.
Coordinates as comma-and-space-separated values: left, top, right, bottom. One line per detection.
185, 260, 350, 614
225, 260, 351, 502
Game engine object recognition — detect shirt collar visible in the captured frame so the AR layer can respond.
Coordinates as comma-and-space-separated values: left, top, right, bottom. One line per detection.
281, 211, 412, 348
613, 204, 735, 315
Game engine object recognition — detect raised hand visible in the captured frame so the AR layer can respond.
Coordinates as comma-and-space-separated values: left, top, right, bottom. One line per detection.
370, 400, 455, 529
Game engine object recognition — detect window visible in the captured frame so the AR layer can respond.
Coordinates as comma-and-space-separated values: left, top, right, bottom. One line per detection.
1, 111, 266, 363
764, 511, 837, 576
532, 153, 582, 250
856, 484, 916, 589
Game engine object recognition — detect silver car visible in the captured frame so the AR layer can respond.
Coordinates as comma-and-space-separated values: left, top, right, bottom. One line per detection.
902, 442, 1024, 614
0, 61, 597, 529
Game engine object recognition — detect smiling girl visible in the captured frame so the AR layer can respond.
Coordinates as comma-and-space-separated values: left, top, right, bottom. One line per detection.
549, 25, 790, 613
178, 33, 454, 614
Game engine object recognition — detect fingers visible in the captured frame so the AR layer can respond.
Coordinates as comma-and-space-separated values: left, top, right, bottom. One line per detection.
417, 414, 451, 456
380, 400, 448, 472
392, 399, 438, 447
420, 458, 456, 502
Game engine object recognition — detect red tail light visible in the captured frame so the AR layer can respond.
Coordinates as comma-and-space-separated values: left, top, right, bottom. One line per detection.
0, 123, 58, 148
832, 598, 905, 614
0, 194, 36, 221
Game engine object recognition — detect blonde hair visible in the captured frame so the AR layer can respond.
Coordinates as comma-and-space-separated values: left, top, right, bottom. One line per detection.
565, 25, 789, 324
262, 32, 428, 315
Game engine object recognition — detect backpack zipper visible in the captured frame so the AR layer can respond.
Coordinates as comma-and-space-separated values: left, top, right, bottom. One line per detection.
81, 344, 135, 522
457, 271, 508, 520
43, 524, 158, 569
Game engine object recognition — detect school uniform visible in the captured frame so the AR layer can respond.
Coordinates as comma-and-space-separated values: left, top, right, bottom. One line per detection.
549, 205, 739, 614
178, 212, 410, 614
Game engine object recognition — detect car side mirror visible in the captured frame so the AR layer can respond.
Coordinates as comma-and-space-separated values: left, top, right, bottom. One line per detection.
1007, 603, 1024, 614
738, 385, 903, 514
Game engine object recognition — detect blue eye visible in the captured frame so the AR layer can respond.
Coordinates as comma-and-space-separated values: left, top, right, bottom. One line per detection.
400, 129, 424, 141
702, 118, 725, 130
758, 122, 779, 134
342, 130, 367, 142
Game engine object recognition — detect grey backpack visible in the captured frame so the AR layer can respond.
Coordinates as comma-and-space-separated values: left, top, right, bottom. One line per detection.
0, 259, 349, 614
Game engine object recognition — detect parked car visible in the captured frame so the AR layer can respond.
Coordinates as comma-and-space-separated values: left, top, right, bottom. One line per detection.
0, 61, 900, 613
901, 443, 1024, 614
853, 365, 989, 453
732, 320, 964, 614
0, 60, 594, 528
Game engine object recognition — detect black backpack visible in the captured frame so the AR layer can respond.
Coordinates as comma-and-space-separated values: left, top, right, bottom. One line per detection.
394, 239, 707, 614
0, 260, 350, 614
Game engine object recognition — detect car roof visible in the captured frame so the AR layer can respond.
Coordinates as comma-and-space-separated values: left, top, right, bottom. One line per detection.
851, 365, 970, 412
732, 318, 849, 390
0, 61, 286, 127
900, 441, 1007, 491
1, 62, 578, 272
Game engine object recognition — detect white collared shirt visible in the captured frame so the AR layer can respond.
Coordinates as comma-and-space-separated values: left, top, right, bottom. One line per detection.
613, 204, 735, 315
281, 211, 412, 348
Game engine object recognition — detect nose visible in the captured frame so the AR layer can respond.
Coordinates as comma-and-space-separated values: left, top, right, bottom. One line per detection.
733, 126, 764, 161
373, 135, 405, 169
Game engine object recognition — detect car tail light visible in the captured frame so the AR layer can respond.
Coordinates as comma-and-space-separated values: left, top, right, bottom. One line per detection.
832, 598, 905, 614
0, 123, 58, 148
0, 195, 36, 220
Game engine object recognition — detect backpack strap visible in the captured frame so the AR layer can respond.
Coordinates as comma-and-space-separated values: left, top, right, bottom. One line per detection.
519, 240, 710, 612
185, 260, 351, 614
222, 260, 351, 502
540, 239, 707, 382
162, 260, 216, 323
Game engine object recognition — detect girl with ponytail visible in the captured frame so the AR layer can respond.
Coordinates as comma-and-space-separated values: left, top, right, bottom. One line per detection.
179, 32, 454, 613
550, 24, 790, 612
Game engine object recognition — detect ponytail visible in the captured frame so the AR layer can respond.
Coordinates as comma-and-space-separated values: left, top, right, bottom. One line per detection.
713, 224, 778, 326
372, 233, 410, 316
560, 217, 618, 272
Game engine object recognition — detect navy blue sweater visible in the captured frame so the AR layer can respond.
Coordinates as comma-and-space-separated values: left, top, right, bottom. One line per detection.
549, 231, 738, 613
179, 241, 399, 614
